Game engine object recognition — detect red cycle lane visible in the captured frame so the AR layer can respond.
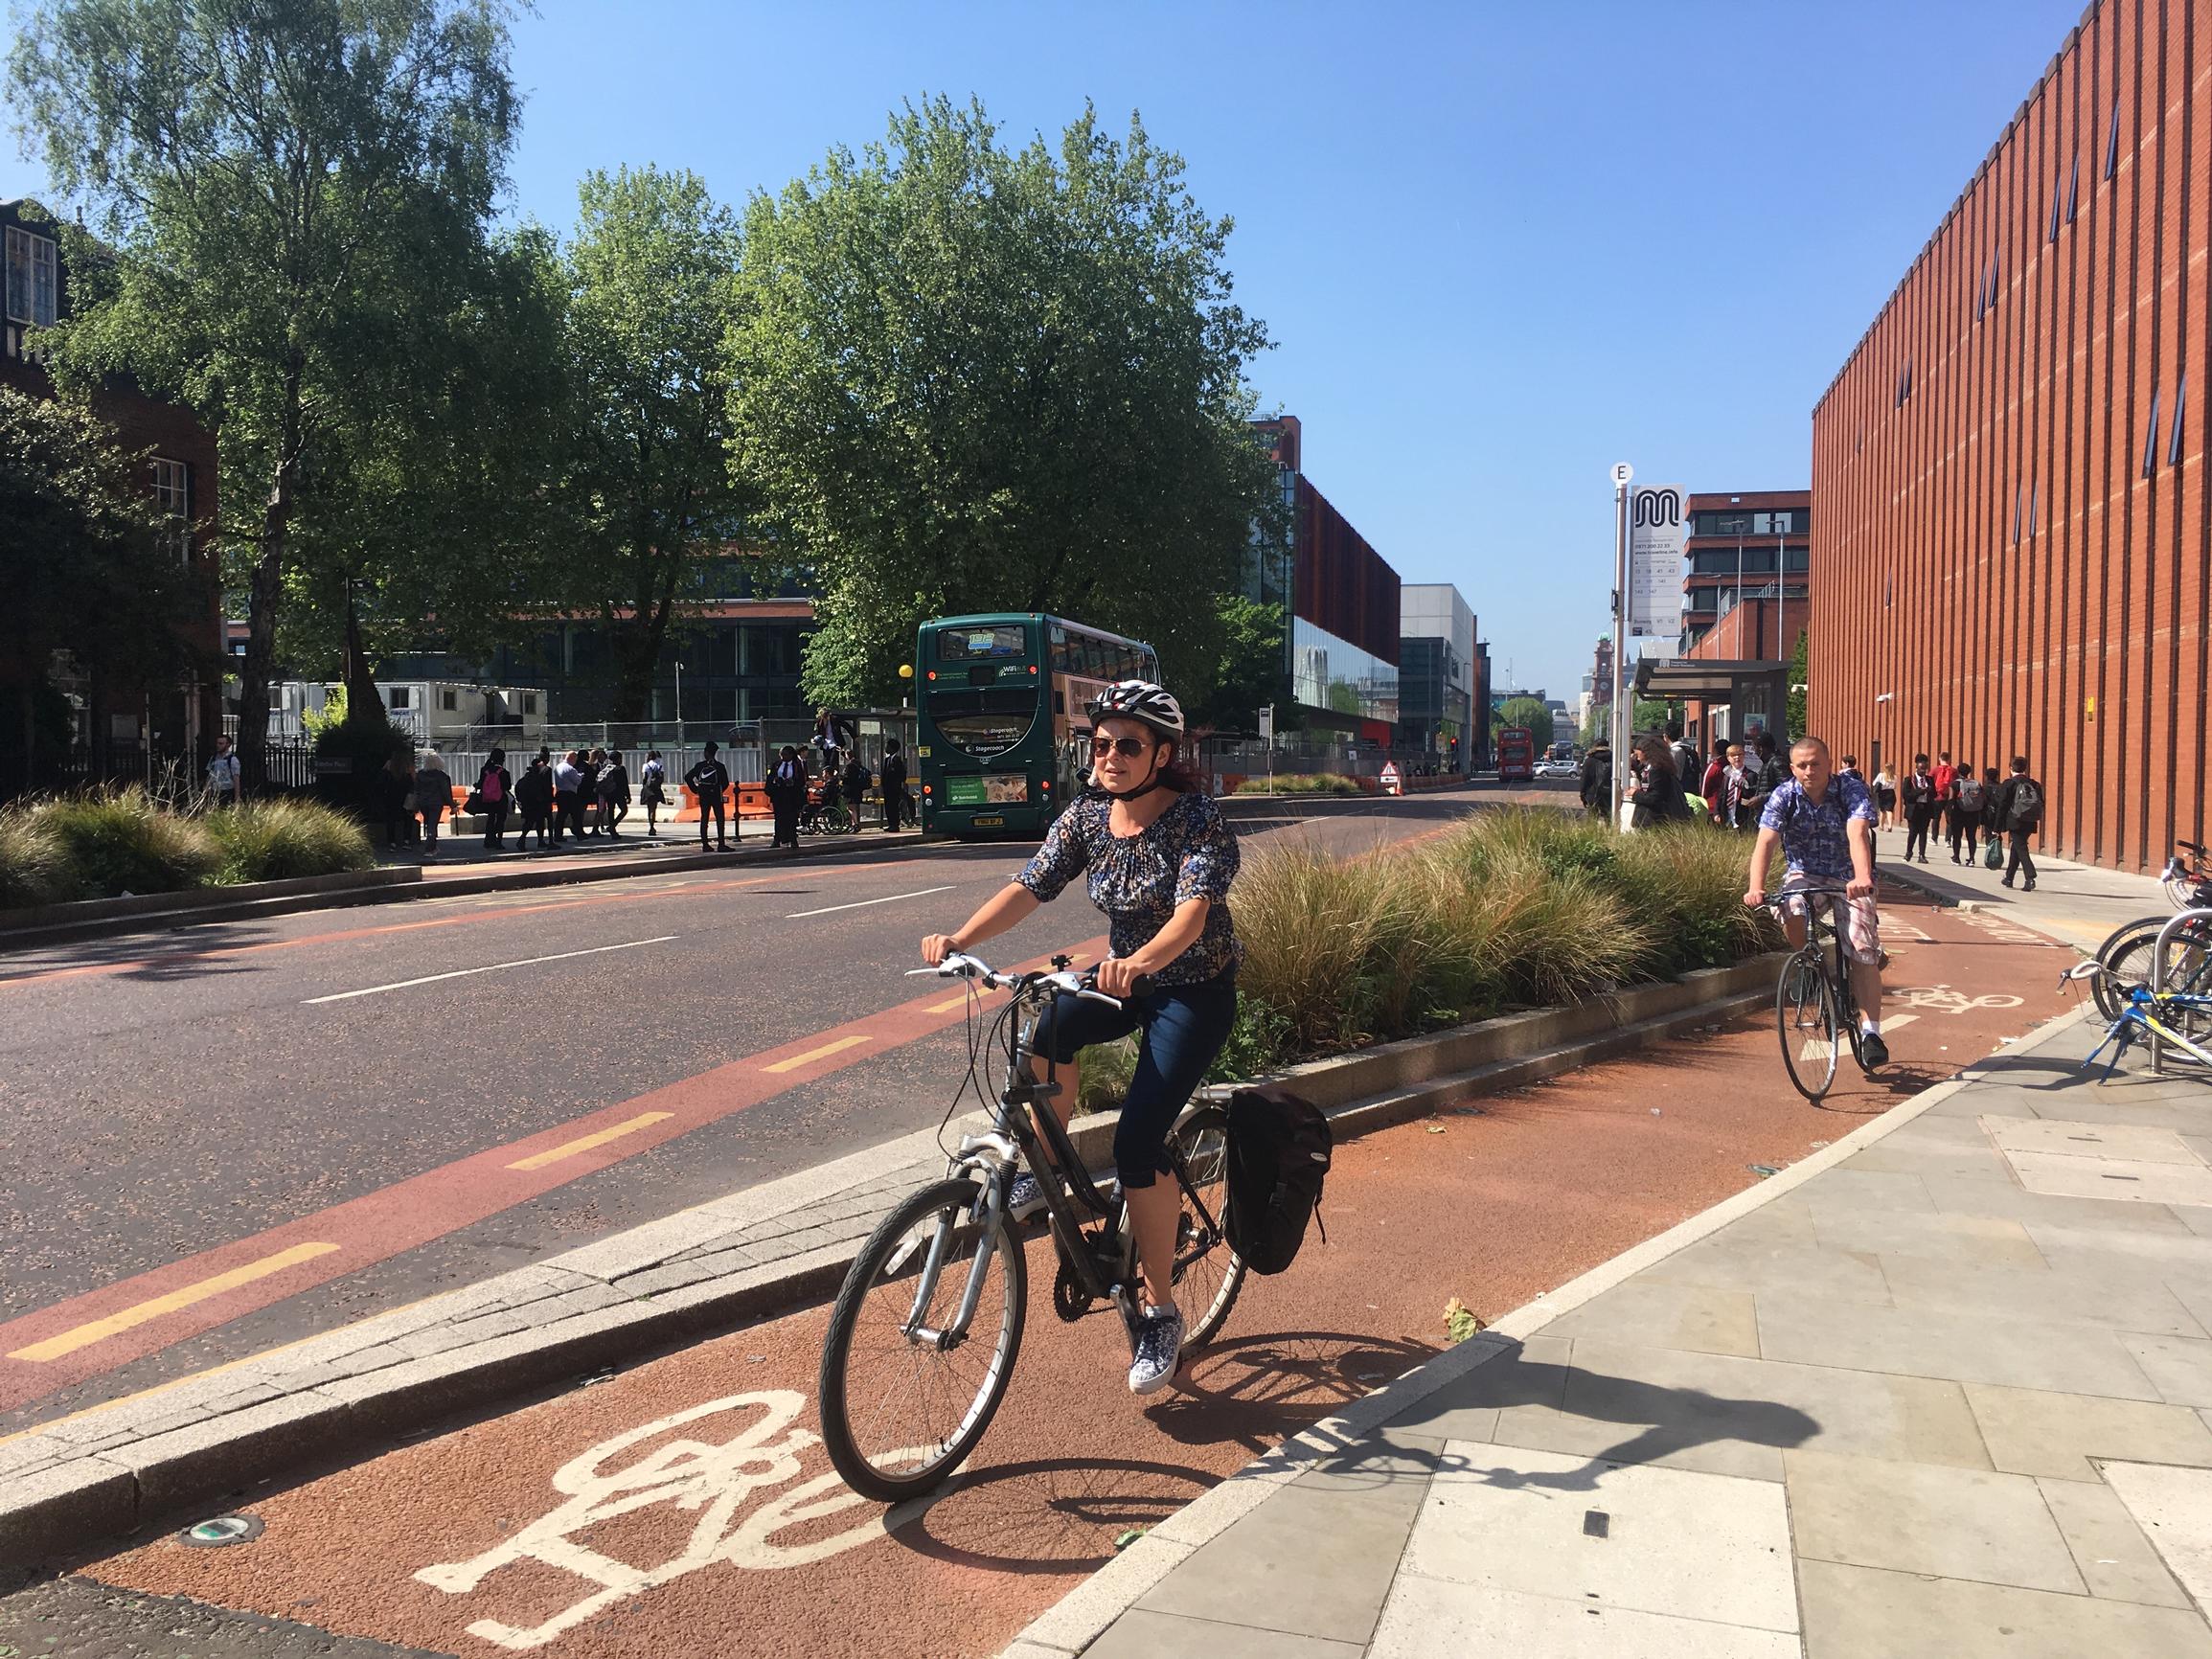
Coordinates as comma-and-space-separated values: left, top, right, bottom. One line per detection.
0, 935, 1108, 1417
68, 892, 2079, 1659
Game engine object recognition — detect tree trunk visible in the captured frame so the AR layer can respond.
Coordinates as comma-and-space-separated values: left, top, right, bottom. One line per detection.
606, 587, 674, 727
341, 588, 381, 723
238, 363, 305, 793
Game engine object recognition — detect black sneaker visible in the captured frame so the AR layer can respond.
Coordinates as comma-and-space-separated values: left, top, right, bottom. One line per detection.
1858, 1029, 1890, 1071
1128, 1306, 1185, 1395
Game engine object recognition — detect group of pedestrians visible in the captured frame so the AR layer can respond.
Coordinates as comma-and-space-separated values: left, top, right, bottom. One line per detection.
1576, 726, 2048, 891
468, 745, 658, 853
424, 737, 914, 859
1885, 749, 2045, 888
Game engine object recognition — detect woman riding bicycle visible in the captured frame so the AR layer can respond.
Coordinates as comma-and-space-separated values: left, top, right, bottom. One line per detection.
921, 680, 1240, 1395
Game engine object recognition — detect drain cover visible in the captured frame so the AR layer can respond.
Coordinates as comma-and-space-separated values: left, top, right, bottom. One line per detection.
179, 1513, 263, 1547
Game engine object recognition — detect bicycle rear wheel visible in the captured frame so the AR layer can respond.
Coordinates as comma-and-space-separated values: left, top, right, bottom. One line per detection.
1777, 953, 1839, 1101
817, 1176, 1026, 1503
1167, 1104, 1245, 1347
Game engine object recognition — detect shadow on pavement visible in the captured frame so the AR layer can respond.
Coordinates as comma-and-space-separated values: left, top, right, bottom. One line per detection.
1316, 1338, 1820, 1495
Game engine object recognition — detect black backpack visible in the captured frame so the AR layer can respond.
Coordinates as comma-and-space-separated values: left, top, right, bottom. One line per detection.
2009, 776, 2043, 827
1223, 1085, 1333, 1275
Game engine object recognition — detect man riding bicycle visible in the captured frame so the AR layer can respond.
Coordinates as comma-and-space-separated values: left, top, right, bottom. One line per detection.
921, 680, 1239, 1396
1744, 734, 1890, 1071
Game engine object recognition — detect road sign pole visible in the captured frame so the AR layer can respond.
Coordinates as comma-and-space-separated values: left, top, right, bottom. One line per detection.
1610, 465, 1632, 826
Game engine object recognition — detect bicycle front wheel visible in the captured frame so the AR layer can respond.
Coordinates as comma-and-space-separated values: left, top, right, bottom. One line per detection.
1777, 954, 1839, 1101
817, 1176, 1027, 1503
1168, 1104, 1246, 1347
2097, 919, 2212, 1033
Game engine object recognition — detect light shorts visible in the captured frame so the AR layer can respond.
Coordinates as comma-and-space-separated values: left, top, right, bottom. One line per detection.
1780, 871, 1882, 966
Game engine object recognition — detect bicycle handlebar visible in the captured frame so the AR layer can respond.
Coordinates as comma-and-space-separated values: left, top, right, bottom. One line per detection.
906, 952, 1128, 1009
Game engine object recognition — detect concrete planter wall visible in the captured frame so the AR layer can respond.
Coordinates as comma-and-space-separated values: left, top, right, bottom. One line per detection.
1061, 953, 1789, 1165
0, 865, 420, 937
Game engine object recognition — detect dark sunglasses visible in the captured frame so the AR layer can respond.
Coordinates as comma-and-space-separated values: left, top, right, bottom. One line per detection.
1089, 735, 1153, 758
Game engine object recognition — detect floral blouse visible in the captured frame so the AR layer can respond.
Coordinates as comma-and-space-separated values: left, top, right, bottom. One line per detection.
1015, 790, 1242, 986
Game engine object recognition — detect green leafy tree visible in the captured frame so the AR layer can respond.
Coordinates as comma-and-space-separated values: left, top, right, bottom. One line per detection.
0, 386, 211, 790
727, 96, 1279, 707
555, 166, 752, 722
1497, 695, 1555, 751
9, 0, 522, 786
282, 224, 571, 707
1197, 597, 1288, 730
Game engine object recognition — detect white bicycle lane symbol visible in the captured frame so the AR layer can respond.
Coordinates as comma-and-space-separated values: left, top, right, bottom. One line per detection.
414, 1390, 934, 1650
1892, 984, 2023, 1014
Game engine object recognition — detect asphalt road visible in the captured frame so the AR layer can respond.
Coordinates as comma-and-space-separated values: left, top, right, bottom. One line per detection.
0, 788, 1516, 1433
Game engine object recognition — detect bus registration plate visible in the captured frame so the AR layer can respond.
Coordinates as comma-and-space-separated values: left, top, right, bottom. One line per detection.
973, 816, 1005, 827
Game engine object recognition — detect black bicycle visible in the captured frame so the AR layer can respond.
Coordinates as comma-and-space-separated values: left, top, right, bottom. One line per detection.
816, 951, 1245, 1503
1765, 883, 1874, 1102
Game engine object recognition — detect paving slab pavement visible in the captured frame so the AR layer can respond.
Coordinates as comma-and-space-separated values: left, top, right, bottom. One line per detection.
1033, 1005, 2212, 1657
1878, 831, 2173, 956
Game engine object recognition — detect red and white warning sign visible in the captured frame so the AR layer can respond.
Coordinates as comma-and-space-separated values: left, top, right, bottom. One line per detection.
1380, 761, 1403, 796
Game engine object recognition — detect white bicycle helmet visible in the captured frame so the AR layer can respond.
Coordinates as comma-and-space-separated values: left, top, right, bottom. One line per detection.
1084, 679, 1186, 739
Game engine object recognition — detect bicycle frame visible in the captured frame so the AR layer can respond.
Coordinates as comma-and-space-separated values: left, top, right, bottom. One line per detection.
1777, 886, 1862, 1066
900, 958, 1224, 1351
2064, 958, 2212, 1080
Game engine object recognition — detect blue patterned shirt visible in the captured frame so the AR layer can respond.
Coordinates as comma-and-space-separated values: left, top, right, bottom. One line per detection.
1760, 770, 1878, 880
1015, 791, 1242, 986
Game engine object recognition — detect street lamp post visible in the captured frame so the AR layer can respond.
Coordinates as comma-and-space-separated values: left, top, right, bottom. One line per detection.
1609, 463, 1632, 826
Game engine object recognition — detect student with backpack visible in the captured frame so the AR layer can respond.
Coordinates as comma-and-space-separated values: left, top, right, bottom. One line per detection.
639, 751, 668, 837
1993, 757, 2044, 891
598, 750, 631, 839
684, 741, 731, 852
476, 748, 512, 851
840, 751, 872, 832
514, 754, 554, 851
1949, 761, 1987, 864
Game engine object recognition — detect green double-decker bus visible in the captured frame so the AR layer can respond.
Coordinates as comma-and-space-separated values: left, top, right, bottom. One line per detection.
917, 612, 1161, 838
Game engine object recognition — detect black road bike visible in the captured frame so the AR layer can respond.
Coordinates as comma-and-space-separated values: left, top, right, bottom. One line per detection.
816, 952, 1246, 1503
1767, 883, 1877, 1102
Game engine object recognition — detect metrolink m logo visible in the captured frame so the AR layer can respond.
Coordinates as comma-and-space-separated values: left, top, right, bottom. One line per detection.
1632, 487, 1682, 528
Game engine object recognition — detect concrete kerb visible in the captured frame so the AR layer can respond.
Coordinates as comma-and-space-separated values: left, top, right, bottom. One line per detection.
998, 998, 2097, 1658
0, 830, 933, 953
0, 951, 1786, 1568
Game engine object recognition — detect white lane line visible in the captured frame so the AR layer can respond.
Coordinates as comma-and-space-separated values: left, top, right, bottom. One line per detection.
302, 936, 679, 1004
787, 885, 955, 919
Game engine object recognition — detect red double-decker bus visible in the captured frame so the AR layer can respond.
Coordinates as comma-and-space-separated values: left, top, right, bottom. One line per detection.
1496, 726, 1536, 783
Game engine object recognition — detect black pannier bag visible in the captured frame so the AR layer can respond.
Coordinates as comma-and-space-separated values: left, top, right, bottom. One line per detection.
1223, 1084, 1333, 1275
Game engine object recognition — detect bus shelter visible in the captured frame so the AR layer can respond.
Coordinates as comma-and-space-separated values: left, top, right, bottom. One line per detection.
1631, 656, 1790, 750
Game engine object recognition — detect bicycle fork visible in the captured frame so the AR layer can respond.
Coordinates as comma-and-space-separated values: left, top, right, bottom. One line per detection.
898, 1151, 1012, 1352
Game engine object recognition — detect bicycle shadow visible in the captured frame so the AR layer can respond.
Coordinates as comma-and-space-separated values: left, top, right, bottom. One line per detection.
1275, 1336, 1820, 1497
887, 1454, 1218, 1574
1146, 1329, 1443, 1456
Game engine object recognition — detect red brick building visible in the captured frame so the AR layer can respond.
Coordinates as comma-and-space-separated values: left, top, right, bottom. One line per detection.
1811, 1, 2209, 872
3, 197, 223, 777
1680, 489, 1811, 654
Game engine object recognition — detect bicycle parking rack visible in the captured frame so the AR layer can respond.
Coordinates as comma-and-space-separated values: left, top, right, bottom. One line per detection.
2148, 907, 2212, 1075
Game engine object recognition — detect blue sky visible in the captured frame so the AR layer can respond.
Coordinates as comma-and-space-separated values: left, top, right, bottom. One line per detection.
11, 0, 2087, 696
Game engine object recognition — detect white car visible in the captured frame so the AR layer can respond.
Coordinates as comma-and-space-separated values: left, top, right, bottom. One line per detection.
1533, 759, 1580, 779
